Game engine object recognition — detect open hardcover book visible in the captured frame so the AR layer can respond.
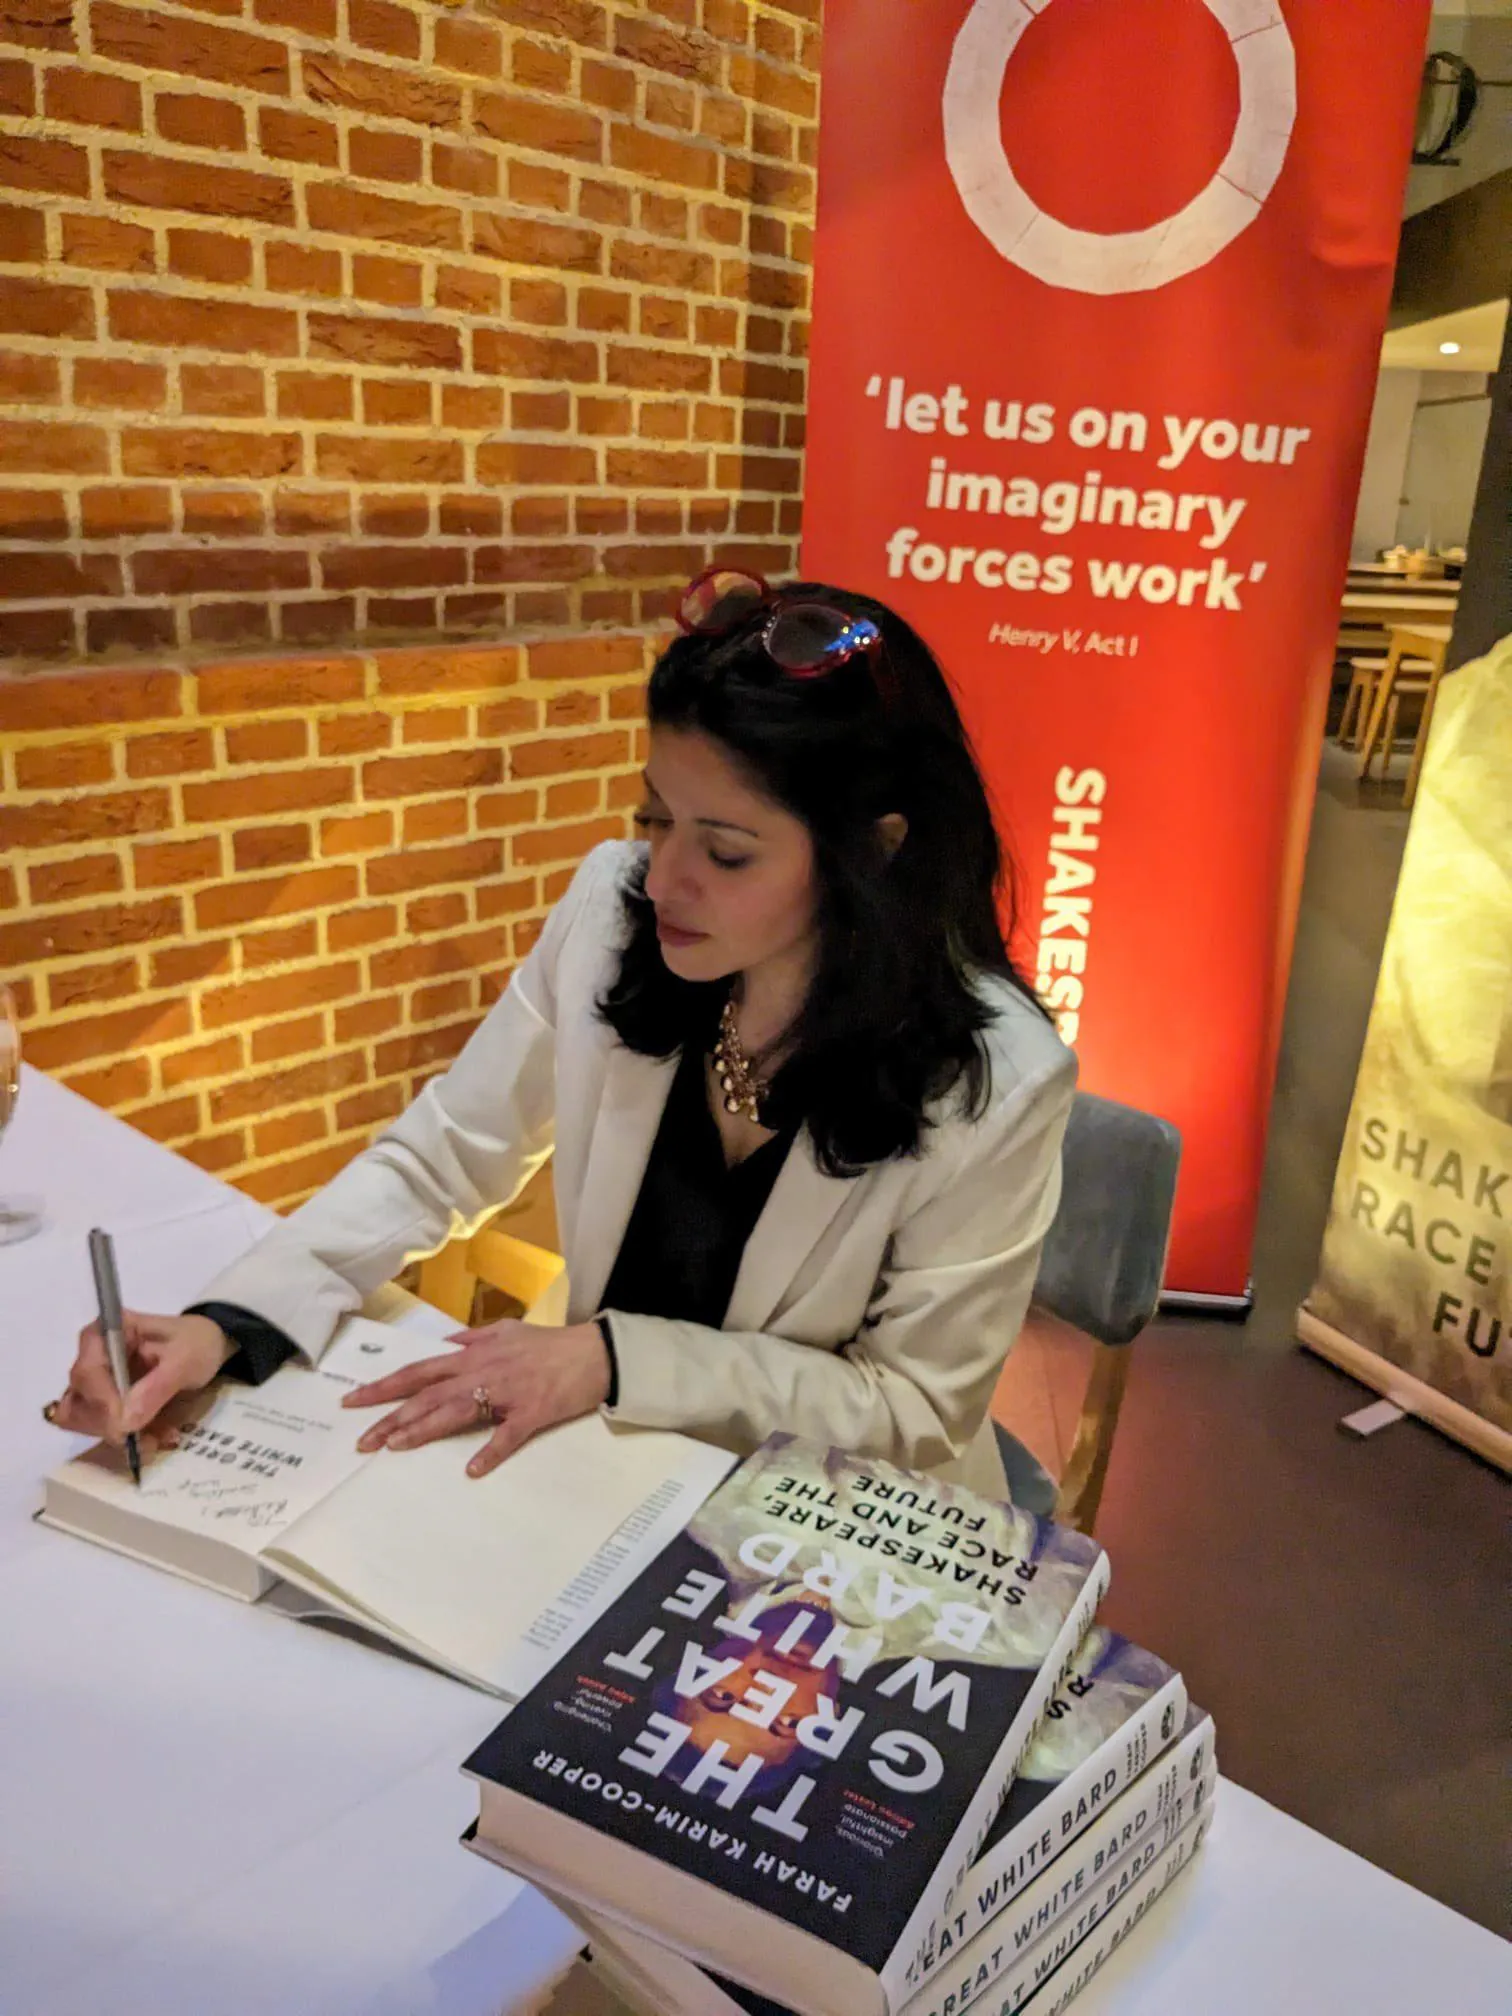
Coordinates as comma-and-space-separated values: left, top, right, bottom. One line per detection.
38, 1314, 734, 1698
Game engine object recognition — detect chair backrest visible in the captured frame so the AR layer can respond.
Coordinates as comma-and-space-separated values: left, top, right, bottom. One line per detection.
1031, 1091, 1181, 1346
415, 1224, 566, 1329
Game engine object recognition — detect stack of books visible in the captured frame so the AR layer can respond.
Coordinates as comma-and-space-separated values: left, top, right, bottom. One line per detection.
462, 1432, 1215, 2016
42, 1348, 1211, 2016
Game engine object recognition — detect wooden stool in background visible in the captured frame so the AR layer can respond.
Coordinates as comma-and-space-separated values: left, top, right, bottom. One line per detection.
1380, 675, 1432, 775
1338, 653, 1431, 749
1357, 636, 1430, 782
1392, 623, 1454, 810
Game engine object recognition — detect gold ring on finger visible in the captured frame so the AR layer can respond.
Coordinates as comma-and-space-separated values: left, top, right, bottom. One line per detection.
42, 1398, 61, 1425
471, 1384, 499, 1428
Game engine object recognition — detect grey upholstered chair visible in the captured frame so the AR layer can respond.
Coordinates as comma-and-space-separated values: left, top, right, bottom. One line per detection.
994, 1091, 1182, 1533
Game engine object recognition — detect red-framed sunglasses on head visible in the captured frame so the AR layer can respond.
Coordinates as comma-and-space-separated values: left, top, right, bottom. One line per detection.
675, 566, 886, 681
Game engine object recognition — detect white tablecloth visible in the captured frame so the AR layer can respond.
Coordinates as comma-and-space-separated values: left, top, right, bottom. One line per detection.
1, 1067, 580, 2015
2, 1067, 1508, 2014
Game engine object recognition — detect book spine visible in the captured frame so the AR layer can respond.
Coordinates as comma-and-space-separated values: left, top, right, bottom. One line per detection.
951, 1550, 1114, 1907
904, 1754, 1216, 2016
882, 1547, 1111, 2011
958, 1673, 1188, 1929
911, 1673, 1189, 1985
1011, 1805, 1214, 2016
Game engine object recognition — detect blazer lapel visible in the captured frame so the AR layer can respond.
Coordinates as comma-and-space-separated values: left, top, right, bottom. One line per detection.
570, 1042, 677, 1315
724, 1128, 861, 1335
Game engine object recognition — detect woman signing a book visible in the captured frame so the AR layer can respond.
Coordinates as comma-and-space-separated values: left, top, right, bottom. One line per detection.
52, 570, 1074, 1497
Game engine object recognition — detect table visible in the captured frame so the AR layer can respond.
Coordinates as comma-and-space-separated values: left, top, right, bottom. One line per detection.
1339, 589, 1460, 620
0, 1065, 581, 2016
1393, 622, 1455, 810
4, 1069, 1509, 2015
1345, 566, 1458, 589
1347, 560, 1458, 575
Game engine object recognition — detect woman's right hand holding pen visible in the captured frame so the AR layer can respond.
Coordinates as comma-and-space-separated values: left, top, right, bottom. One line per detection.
47, 1311, 232, 1447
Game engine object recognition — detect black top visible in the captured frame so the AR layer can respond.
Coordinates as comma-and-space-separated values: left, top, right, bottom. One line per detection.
599, 1038, 796, 1328
189, 1041, 797, 1400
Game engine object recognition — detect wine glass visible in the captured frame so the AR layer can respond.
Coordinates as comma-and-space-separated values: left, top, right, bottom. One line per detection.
0, 982, 43, 1245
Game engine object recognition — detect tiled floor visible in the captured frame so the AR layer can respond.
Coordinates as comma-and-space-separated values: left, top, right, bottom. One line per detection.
539, 741, 1509, 2012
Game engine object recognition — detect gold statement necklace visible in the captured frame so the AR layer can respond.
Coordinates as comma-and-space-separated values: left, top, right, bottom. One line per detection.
712, 995, 770, 1125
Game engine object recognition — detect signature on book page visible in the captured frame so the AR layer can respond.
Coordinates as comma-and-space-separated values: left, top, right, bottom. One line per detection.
139, 1472, 292, 1529
141, 1475, 255, 1504
212, 1497, 290, 1529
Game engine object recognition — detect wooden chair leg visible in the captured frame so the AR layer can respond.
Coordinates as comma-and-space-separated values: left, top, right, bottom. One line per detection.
1356, 638, 1402, 780
1054, 1344, 1131, 1536
1356, 669, 1377, 750
1337, 674, 1358, 746
1382, 688, 1401, 770
1403, 665, 1444, 810
1339, 665, 1373, 748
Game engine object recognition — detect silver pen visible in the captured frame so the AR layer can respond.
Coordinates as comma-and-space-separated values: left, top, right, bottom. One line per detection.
88, 1228, 141, 1487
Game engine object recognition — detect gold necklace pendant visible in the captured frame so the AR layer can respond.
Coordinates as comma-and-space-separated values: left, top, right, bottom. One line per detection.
713, 997, 768, 1125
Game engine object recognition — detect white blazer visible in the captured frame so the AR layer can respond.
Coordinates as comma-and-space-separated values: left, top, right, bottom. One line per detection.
198, 842, 1075, 1494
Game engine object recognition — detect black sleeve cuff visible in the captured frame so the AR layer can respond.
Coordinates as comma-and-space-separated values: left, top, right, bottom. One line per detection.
596, 1313, 619, 1410
185, 1301, 301, 1387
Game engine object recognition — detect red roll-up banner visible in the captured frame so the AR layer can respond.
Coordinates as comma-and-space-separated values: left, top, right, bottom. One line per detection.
801, 0, 1431, 1300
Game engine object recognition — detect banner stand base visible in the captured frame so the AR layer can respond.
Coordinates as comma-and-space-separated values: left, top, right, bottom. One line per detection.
1297, 1306, 1512, 1474
1159, 1284, 1254, 1320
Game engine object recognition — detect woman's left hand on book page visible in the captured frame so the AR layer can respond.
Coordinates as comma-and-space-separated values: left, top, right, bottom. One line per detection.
341, 1319, 613, 1478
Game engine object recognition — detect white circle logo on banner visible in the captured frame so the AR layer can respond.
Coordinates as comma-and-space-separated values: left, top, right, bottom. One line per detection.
943, 0, 1297, 294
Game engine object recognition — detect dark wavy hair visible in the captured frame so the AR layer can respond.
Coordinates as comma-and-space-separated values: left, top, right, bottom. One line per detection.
599, 581, 1047, 1175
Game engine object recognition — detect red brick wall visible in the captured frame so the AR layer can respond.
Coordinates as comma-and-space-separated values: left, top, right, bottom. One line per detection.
0, 0, 818, 666
1, 635, 651, 1206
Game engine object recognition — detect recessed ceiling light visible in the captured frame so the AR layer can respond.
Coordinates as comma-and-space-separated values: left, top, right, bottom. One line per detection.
1439, 340, 1461, 354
